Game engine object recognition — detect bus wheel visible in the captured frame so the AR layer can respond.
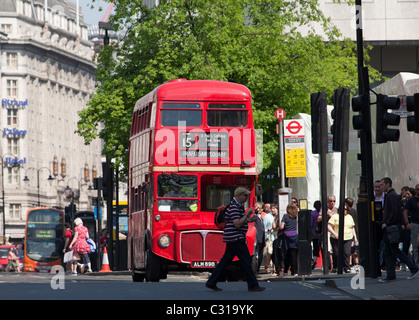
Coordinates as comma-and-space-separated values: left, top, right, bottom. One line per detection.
131, 240, 145, 282
132, 270, 145, 282
145, 248, 161, 282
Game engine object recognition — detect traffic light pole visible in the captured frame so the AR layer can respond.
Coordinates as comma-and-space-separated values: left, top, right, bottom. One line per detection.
319, 94, 329, 275
96, 178, 102, 271
310, 92, 329, 275
355, 0, 378, 278
336, 88, 350, 274
104, 158, 114, 270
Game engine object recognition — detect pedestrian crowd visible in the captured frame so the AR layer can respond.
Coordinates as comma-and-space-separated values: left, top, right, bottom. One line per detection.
245, 176, 419, 282
374, 177, 419, 282
249, 195, 359, 277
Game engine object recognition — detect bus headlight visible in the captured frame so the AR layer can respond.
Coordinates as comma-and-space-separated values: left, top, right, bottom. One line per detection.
158, 235, 171, 248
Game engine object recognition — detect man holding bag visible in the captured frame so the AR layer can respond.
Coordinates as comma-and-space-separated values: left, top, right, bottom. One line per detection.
380, 177, 419, 282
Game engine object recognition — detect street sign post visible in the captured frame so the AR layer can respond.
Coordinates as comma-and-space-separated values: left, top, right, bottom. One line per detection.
276, 109, 286, 188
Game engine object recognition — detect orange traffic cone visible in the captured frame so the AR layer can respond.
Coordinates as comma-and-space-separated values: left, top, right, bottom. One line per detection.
100, 247, 112, 272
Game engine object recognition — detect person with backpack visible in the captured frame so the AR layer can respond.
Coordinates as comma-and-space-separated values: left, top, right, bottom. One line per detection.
206, 187, 265, 292
62, 223, 73, 271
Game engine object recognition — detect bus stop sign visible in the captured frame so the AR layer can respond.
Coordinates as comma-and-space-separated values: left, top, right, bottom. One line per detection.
275, 108, 286, 121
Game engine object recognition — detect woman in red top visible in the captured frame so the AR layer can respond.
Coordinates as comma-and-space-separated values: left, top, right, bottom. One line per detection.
6, 246, 20, 272
69, 218, 92, 275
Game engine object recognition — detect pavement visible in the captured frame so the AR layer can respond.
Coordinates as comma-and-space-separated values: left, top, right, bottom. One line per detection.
256, 267, 419, 300
86, 267, 419, 300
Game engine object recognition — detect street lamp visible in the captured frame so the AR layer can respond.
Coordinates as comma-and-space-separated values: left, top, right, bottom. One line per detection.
64, 175, 91, 229
23, 167, 54, 207
64, 184, 76, 229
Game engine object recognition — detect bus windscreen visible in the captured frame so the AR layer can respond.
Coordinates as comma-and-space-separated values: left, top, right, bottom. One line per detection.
26, 209, 64, 262
157, 174, 197, 212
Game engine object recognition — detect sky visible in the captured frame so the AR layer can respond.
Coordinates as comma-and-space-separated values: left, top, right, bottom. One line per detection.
70, 0, 111, 25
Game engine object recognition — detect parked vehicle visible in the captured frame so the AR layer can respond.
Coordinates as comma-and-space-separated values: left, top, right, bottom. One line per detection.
0, 245, 24, 271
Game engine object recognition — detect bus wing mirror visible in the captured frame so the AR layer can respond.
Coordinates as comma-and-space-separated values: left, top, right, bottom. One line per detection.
255, 184, 262, 195
141, 182, 150, 193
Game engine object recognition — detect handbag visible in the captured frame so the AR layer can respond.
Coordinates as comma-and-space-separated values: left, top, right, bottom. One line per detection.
63, 250, 73, 263
86, 238, 96, 253
385, 225, 401, 244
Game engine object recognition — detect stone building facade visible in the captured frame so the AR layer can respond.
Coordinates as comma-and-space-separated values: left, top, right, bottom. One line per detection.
0, 0, 101, 240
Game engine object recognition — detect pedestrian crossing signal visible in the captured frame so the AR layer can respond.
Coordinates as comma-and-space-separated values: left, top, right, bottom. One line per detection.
407, 93, 419, 133
376, 94, 400, 143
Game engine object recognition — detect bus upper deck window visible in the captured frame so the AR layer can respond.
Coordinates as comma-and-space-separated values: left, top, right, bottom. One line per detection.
161, 103, 202, 127
207, 104, 247, 127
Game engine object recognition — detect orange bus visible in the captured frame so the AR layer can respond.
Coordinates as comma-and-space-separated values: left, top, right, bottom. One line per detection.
128, 79, 259, 282
24, 207, 64, 272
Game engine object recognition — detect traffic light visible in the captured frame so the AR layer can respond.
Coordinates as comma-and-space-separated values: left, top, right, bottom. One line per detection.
407, 93, 419, 133
311, 91, 327, 154
331, 88, 350, 152
352, 94, 369, 131
65, 204, 77, 216
93, 177, 102, 190
376, 94, 401, 143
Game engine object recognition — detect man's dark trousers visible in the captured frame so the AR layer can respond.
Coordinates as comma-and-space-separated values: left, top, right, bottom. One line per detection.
383, 241, 418, 280
206, 239, 259, 289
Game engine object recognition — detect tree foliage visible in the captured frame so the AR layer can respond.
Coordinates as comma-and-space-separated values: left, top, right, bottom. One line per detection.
77, 0, 382, 189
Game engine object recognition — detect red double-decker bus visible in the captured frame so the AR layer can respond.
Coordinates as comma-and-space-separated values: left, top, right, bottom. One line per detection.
128, 79, 259, 282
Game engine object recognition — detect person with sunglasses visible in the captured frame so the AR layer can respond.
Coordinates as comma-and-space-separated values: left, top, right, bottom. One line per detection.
326, 195, 338, 271
327, 195, 338, 218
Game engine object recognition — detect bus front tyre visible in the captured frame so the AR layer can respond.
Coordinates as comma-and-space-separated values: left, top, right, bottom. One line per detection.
145, 248, 161, 282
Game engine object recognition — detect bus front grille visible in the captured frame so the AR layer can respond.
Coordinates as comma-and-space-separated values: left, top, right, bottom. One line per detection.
179, 230, 225, 264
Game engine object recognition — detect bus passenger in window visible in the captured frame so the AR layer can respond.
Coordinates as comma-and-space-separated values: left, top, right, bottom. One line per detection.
164, 184, 187, 198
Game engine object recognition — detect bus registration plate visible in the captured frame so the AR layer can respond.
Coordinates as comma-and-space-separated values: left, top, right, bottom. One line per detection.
191, 261, 217, 268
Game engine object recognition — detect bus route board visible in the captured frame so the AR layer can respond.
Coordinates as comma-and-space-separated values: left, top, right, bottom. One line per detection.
179, 132, 229, 159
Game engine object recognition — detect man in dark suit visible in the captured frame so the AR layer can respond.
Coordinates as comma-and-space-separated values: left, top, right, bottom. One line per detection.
380, 177, 419, 282
254, 201, 265, 274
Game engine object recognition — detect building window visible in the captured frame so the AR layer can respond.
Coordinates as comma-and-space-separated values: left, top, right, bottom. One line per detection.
6, 79, 18, 97
1, 24, 12, 34
6, 53, 18, 69
9, 204, 21, 220
7, 138, 19, 155
7, 167, 19, 185
7, 109, 18, 126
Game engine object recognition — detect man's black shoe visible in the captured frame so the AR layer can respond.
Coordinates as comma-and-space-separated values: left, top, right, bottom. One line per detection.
206, 284, 223, 291
248, 286, 265, 292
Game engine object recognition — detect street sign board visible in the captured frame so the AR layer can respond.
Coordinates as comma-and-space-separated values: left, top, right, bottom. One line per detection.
275, 108, 286, 121
283, 119, 306, 178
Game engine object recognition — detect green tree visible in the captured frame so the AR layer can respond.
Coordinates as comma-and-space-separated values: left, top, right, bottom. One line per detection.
78, 0, 381, 189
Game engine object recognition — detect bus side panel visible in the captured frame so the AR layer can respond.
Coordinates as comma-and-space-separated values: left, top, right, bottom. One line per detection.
131, 210, 146, 270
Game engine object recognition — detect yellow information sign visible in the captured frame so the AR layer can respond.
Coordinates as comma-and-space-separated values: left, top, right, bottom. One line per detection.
285, 148, 306, 177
